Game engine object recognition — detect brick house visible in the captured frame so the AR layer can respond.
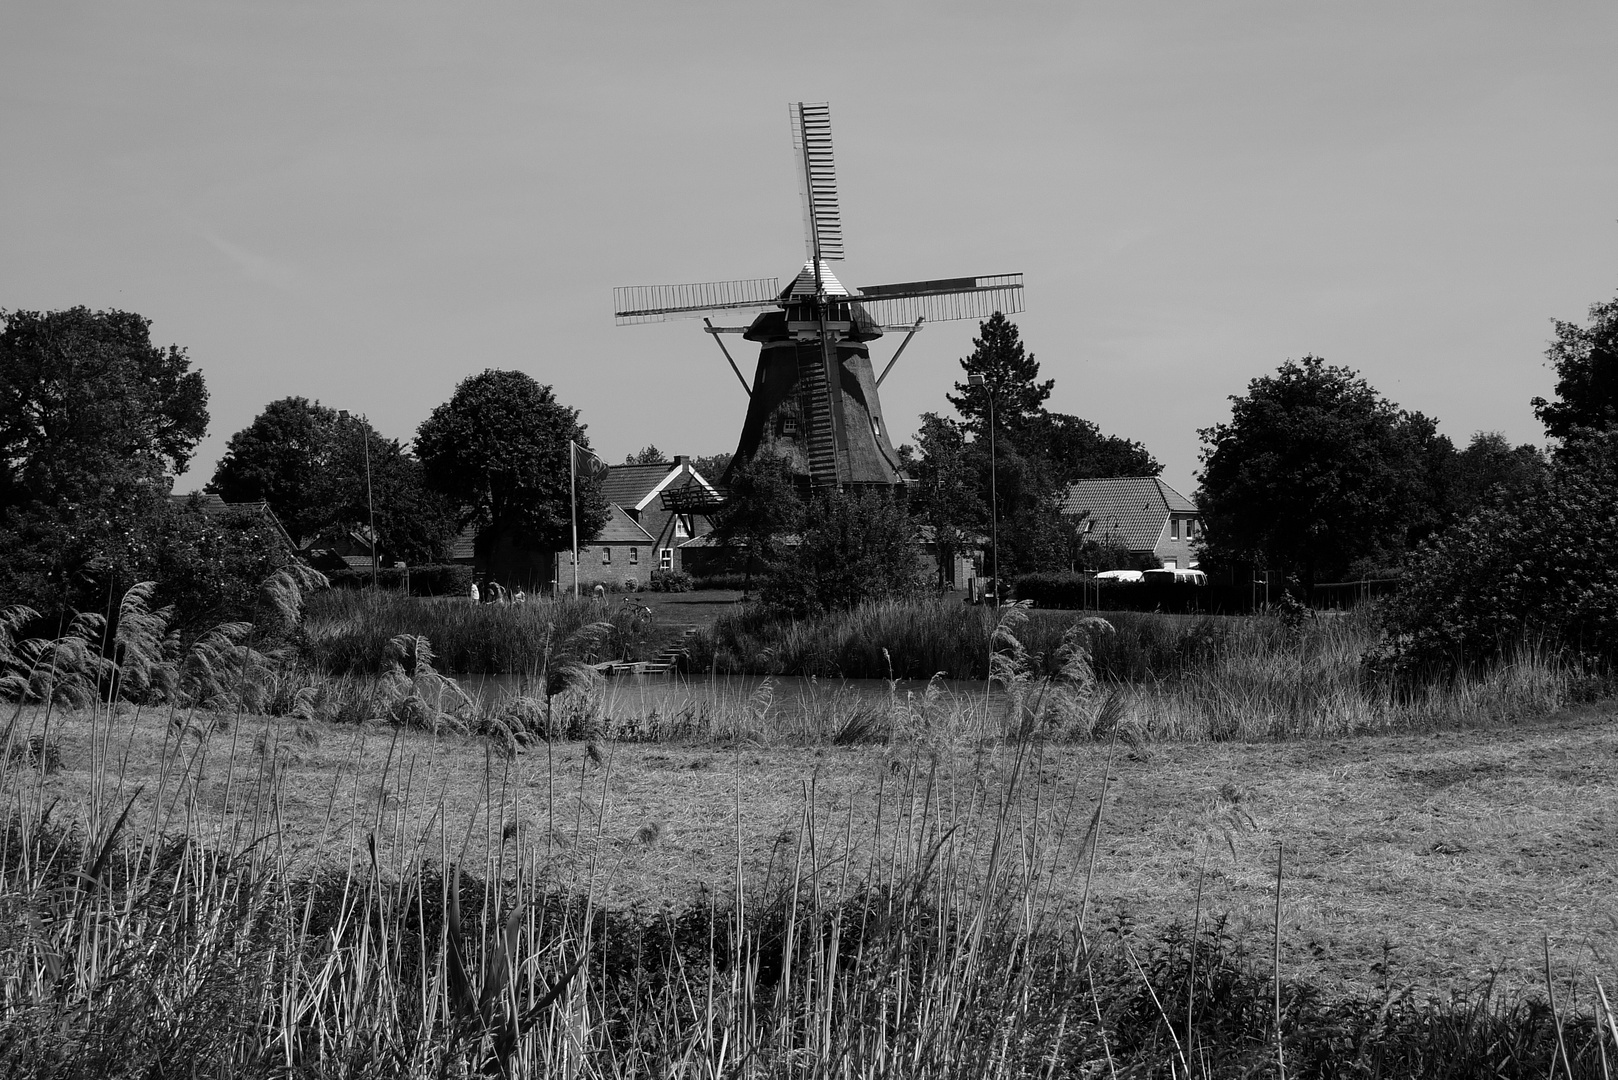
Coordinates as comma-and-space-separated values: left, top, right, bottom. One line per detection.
1060, 477, 1203, 569
561, 456, 720, 588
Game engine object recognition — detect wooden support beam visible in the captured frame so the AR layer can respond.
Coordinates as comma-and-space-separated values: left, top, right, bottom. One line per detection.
703, 318, 752, 397
875, 317, 925, 388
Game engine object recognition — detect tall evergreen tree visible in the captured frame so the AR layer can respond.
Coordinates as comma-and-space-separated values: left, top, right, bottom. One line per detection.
945, 312, 1052, 437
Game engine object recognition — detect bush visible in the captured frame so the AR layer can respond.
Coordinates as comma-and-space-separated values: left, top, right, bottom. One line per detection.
760, 489, 923, 616
1378, 430, 1618, 670
649, 568, 694, 592
325, 563, 473, 597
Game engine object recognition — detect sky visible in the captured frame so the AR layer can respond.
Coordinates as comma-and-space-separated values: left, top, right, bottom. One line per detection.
3, 2, 1615, 500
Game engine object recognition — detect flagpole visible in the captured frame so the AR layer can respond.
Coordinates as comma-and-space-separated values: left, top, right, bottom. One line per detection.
569, 440, 579, 598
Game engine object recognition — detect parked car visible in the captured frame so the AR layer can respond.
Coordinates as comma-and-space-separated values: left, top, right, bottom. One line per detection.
1141, 568, 1207, 585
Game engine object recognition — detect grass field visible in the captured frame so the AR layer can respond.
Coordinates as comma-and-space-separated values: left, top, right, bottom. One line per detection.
8, 582, 1618, 1074
14, 696, 1615, 1004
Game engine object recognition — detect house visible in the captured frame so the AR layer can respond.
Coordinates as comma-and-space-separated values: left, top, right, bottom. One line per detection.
562, 456, 721, 588
301, 524, 381, 575
1060, 477, 1203, 569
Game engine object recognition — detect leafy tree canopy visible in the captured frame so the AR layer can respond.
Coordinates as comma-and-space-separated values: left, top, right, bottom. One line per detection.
1532, 295, 1618, 441
1027, 411, 1160, 484
624, 445, 668, 465
1380, 429, 1618, 669
708, 450, 803, 589
0, 307, 209, 613
1196, 356, 1440, 587
760, 489, 923, 616
690, 452, 732, 484
414, 370, 606, 557
210, 398, 456, 564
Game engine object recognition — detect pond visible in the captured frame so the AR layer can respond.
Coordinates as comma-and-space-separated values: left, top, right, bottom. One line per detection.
456, 671, 1009, 723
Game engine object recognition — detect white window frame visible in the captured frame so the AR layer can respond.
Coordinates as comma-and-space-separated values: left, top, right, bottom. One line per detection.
601, 546, 611, 565
659, 547, 673, 571
629, 546, 638, 565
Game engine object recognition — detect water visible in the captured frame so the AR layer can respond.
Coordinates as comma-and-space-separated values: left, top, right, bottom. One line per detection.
457, 671, 1003, 723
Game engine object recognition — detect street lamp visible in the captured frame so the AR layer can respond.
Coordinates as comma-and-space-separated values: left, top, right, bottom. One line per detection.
968, 372, 997, 608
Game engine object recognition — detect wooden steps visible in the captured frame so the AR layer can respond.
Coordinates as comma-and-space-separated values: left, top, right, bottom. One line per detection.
601, 627, 697, 677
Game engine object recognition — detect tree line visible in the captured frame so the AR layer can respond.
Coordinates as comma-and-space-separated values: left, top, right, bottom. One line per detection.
4, 291, 1616, 664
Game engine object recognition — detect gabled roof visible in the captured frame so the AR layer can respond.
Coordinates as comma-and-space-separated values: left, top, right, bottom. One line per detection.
600, 459, 721, 513
590, 504, 655, 544
1060, 477, 1197, 553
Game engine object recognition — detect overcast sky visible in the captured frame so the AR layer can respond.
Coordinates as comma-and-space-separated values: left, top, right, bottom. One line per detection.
4, 2, 1615, 499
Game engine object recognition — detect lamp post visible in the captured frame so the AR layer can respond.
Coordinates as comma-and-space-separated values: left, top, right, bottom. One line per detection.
968, 372, 997, 608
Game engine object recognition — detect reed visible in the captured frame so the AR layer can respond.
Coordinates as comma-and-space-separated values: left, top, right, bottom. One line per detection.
2, 594, 1615, 1076
301, 589, 661, 675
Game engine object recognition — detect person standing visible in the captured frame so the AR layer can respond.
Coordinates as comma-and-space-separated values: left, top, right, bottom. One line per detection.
469, 580, 480, 604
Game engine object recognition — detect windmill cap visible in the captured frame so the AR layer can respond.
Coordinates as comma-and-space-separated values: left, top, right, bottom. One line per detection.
781, 260, 851, 299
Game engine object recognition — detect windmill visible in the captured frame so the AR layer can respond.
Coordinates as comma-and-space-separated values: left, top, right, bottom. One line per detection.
614, 102, 1023, 491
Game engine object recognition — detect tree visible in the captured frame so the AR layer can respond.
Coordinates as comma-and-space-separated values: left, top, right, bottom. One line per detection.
1196, 356, 1440, 587
913, 313, 1160, 582
690, 452, 733, 484
1450, 431, 1545, 508
414, 370, 607, 561
209, 397, 339, 543
1532, 295, 1618, 441
624, 445, 668, 465
210, 399, 457, 563
1027, 412, 1160, 483
0, 307, 208, 613
945, 312, 1052, 437
1380, 429, 1618, 669
706, 450, 803, 590
760, 489, 923, 616
907, 413, 983, 586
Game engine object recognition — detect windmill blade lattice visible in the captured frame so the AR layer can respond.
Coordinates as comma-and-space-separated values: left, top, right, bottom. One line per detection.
613, 278, 781, 325
791, 102, 843, 263
853, 274, 1024, 326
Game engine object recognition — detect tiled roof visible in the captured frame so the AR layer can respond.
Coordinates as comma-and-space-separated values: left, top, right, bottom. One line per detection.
600, 463, 675, 507
590, 504, 655, 544
600, 460, 721, 512
1060, 477, 1197, 553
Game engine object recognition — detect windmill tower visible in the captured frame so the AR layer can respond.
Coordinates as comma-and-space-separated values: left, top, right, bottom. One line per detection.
614, 102, 1024, 490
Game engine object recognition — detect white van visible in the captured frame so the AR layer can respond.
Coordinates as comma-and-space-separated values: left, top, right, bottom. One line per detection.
1141, 568, 1207, 585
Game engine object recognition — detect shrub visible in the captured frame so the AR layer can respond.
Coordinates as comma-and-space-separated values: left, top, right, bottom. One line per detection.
760, 489, 924, 616
649, 568, 694, 592
1378, 430, 1618, 670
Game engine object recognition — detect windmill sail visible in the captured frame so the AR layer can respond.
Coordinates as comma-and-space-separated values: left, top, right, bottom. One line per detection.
614, 100, 1026, 494
613, 278, 781, 324
790, 102, 843, 263
853, 274, 1024, 326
